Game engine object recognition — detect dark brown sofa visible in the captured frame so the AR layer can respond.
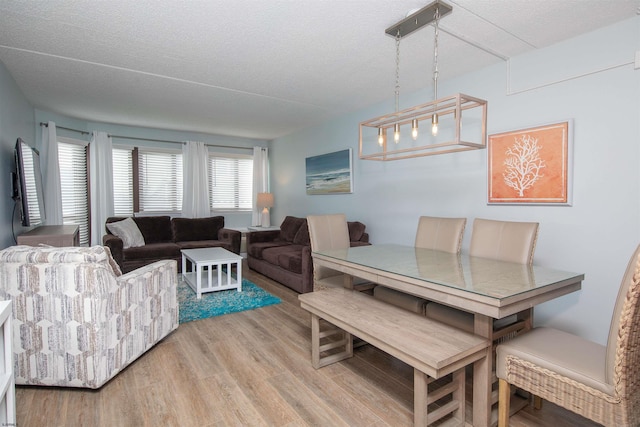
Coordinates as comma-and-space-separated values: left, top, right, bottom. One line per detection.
246, 216, 370, 294
103, 216, 241, 273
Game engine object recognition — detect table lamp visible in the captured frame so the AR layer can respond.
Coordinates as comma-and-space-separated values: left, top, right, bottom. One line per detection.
257, 192, 274, 227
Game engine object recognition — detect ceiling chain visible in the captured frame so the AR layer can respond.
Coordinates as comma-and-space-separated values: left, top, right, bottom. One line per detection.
395, 30, 401, 113
433, 6, 440, 101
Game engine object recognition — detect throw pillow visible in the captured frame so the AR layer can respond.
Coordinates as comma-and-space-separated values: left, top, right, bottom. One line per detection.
106, 218, 145, 249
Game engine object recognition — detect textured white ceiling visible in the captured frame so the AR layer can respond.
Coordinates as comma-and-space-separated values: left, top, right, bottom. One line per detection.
0, 0, 638, 140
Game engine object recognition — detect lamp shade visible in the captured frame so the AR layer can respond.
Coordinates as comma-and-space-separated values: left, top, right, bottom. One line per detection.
257, 192, 274, 209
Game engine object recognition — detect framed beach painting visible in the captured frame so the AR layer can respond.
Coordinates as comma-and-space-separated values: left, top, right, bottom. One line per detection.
488, 120, 572, 205
305, 149, 353, 195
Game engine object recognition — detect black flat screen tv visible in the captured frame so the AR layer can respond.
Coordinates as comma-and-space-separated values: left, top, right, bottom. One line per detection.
13, 138, 45, 227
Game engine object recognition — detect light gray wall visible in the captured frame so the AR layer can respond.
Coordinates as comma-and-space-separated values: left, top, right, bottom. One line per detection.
34, 110, 269, 228
270, 17, 640, 345
0, 60, 35, 247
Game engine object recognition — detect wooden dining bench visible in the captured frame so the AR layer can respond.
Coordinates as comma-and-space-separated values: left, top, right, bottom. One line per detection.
299, 288, 490, 427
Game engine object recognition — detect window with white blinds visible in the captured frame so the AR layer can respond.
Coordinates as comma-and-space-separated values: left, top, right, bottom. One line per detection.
111, 146, 254, 215
112, 147, 134, 216
138, 149, 183, 212
208, 153, 253, 210
58, 138, 90, 245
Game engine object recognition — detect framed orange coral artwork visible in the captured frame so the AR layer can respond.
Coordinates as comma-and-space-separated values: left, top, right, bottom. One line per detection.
488, 120, 572, 205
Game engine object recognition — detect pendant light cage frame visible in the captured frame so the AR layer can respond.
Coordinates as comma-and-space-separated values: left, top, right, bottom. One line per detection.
359, 93, 487, 161
360, 0, 488, 161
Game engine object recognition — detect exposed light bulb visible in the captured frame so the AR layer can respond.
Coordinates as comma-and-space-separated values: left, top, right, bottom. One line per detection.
393, 123, 400, 143
431, 113, 439, 136
411, 119, 418, 140
377, 128, 384, 146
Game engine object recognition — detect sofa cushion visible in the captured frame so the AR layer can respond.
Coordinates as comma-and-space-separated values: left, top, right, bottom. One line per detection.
292, 220, 310, 245
348, 221, 366, 242
106, 217, 145, 249
128, 216, 172, 244
247, 241, 291, 260
279, 216, 305, 242
176, 240, 226, 250
277, 250, 304, 274
172, 216, 224, 242
262, 245, 304, 266
123, 242, 179, 261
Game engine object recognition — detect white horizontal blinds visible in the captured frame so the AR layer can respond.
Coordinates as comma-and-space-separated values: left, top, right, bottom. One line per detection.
112, 147, 134, 216
58, 139, 90, 245
139, 148, 183, 212
20, 144, 42, 224
208, 153, 253, 210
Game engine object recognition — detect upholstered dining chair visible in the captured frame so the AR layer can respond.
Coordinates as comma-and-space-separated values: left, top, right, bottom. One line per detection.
496, 243, 640, 426
422, 218, 540, 413
414, 215, 467, 254
307, 214, 373, 291
425, 218, 540, 330
468, 218, 539, 265
374, 216, 467, 315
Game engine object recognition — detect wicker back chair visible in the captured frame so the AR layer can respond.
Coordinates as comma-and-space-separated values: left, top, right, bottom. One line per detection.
496, 244, 640, 426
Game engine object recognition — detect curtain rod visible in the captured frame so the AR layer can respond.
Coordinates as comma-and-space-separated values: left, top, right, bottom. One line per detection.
40, 122, 255, 151
109, 134, 254, 151
40, 122, 90, 135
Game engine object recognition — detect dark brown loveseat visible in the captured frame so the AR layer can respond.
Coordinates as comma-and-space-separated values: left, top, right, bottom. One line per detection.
246, 216, 370, 294
103, 216, 241, 273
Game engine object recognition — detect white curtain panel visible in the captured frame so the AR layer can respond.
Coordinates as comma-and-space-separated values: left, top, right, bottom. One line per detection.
40, 121, 64, 225
182, 141, 211, 218
252, 147, 269, 226
89, 131, 114, 245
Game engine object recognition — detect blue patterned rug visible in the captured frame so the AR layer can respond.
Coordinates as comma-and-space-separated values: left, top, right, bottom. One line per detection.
178, 278, 281, 323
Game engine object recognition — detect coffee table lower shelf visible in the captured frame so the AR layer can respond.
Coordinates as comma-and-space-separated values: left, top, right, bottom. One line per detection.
183, 270, 241, 294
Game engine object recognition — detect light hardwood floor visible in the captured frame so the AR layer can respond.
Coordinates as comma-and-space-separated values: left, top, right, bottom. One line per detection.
16, 265, 600, 426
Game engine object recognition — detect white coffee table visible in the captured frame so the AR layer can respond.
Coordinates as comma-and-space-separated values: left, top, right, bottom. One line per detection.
181, 247, 243, 298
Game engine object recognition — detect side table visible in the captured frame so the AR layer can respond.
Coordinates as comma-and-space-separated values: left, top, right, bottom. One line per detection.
17, 225, 80, 247
228, 226, 281, 257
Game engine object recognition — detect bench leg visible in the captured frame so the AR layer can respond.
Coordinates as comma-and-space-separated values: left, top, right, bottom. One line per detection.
452, 367, 465, 424
310, 314, 353, 369
414, 369, 429, 426
415, 367, 467, 427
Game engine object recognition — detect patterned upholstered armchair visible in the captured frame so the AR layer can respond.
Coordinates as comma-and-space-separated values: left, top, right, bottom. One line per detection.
0, 245, 178, 389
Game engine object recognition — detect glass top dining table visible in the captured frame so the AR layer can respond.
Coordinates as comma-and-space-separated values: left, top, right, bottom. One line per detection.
313, 244, 584, 319
312, 243, 585, 426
